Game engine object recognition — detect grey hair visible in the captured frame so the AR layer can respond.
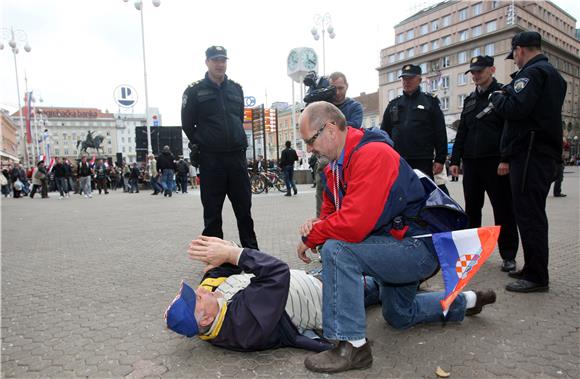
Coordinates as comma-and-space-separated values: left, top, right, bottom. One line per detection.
195, 308, 211, 335
302, 101, 347, 131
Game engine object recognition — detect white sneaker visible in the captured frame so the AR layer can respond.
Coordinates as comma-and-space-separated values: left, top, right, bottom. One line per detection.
66, 194, 70, 198
59, 196, 64, 200
84, 194, 89, 198
88, 194, 92, 198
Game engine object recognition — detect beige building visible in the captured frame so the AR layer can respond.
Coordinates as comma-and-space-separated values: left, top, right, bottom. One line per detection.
353, 92, 380, 129
378, 0, 580, 131
0, 109, 20, 164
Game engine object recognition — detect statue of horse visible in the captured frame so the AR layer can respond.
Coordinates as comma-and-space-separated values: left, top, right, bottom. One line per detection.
76, 134, 105, 156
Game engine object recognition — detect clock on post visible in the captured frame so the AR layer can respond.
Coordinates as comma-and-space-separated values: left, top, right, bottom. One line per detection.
287, 47, 318, 83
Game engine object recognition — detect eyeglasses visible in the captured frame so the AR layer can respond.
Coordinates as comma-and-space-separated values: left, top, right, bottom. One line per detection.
304, 122, 329, 146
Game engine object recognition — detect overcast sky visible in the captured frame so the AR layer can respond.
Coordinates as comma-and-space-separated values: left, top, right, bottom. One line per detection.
1, 0, 579, 125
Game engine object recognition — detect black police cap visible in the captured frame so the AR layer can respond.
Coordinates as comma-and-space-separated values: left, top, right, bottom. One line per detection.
205, 45, 228, 60
465, 55, 494, 74
506, 31, 541, 59
399, 64, 422, 77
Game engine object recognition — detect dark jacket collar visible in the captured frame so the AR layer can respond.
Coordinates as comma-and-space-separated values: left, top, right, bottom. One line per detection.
511, 54, 547, 78
204, 72, 228, 89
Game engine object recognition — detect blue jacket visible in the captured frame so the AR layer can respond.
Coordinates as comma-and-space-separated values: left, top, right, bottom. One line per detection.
337, 98, 364, 129
201, 249, 333, 352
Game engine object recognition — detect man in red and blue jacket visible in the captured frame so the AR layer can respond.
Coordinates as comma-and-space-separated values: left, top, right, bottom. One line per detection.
297, 101, 495, 374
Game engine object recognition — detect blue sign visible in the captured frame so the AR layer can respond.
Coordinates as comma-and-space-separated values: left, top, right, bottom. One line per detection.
114, 85, 138, 108
244, 96, 256, 107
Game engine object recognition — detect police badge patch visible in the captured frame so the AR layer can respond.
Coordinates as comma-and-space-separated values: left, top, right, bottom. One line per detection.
182, 93, 188, 108
513, 78, 529, 93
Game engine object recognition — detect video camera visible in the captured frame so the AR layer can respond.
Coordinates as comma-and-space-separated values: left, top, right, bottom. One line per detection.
303, 71, 337, 105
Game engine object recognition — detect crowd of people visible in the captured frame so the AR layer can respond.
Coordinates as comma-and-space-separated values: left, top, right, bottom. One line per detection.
0, 146, 199, 199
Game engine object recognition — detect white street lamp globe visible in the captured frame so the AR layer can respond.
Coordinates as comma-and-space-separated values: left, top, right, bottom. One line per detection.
327, 25, 334, 34
314, 34, 320, 41
134, 0, 142, 10
329, 32, 336, 39
0, 42, 4, 50
152, 0, 161, 7
13, 47, 19, 54
311, 27, 317, 36
24, 43, 31, 52
9, 39, 16, 48
122, 0, 129, 2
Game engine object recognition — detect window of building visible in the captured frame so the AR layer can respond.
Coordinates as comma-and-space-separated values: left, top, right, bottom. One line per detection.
55, 149, 60, 156
420, 82, 427, 92
472, 3, 482, 16
407, 48, 415, 58
458, 51, 467, 63
458, 73, 469, 85
458, 94, 468, 108
485, 43, 495, 56
421, 43, 429, 53
472, 25, 482, 37
472, 47, 481, 57
108, 148, 112, 154
419, 62, 428, 74
442, 56, 451, 68
442, 35, 451, 46
128, 137, 132, 143
431, 20, 439, 31
459, 29, 468, 41
388, 89, 396, 101
64, 140, 68, 146
398, 51, 405, 60
441, 76, 450, 89
430, 79, 439, 92
123, 147, 126, 153
486, 20, 497, 33
388, 54, 396, 63
407, 29, 414, 40
106, 131, 110, 136
458, 8, 468, 21
432, 40, 439, 50
121, 137, 125, 143
491, 0, 499, 9
397, 33, 405, 43
442, 15, 451, 27
420, 24, 429, 35
108, 140, 112, 145
129, 146, 133, 152
64, 149, 69, 155
440, 97, 449, 110
388, 71, 396, 82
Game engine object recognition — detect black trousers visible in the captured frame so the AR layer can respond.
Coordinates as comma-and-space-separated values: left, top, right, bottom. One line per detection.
462, 158, 519, 260
405, 159, 433, 179
509, 152, 557, 285
553, 162, 564, 195
199, 151, 258, 249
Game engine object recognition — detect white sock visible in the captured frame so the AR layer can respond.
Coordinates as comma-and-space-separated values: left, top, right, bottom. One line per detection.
463, 291, 477, 309
348, 338, 366, 348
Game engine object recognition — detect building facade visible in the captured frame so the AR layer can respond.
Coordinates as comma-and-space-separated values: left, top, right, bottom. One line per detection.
378, 0, 580, 132
0, 109, 20, 164
352, 92, 380, 129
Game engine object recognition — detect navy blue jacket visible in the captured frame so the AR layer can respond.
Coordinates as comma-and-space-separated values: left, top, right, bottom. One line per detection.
337, 98, 364, 129
203, 249, 333, 352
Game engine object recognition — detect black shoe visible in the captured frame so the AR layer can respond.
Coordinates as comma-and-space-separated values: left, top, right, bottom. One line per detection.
501, 260, 516, 272
554, 193, 567, 197
293, 189, 297, 195
284, 193, 292, 197
508, 269, 524, 279
151, 192, 158, 195
304, 340, 372, 373
465, 290, 496, 316
505, 279, 549, 293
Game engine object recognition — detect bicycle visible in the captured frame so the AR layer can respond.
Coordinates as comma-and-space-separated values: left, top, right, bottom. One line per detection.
248, 168, 286, 194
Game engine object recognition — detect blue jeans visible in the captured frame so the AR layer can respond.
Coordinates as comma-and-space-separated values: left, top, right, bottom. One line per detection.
161, 169, 175, 193
56, 177, 68, 196
283, 166, 296, 193
150, 176, 162, 193
321, 235, 466, 341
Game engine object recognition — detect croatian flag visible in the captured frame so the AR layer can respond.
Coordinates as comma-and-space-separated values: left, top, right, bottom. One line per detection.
432, 226, 500, 313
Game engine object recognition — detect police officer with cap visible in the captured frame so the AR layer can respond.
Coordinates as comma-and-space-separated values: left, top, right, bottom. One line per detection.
381, 64, 447, 178
181, 45, 258, 250
450, 55, 519, 273
489, 31, 567, 293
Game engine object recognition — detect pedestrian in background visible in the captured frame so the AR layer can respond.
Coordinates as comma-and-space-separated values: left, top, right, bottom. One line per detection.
280, 140, 298, 197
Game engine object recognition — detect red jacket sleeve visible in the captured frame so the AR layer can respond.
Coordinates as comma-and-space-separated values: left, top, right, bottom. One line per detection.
304, 143, 399, 247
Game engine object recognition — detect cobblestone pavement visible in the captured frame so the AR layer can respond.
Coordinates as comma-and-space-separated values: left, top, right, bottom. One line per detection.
2, 168, 579, 378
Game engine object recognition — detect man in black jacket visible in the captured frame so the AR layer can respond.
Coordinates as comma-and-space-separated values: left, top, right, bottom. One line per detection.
280, 140, 298, 197
381, 64, 447, 179
450, 56, 519, 273
181, 46, 258, 249
489, 31, 567, 293
157, 146, 175, 197
52, 157, 69, 199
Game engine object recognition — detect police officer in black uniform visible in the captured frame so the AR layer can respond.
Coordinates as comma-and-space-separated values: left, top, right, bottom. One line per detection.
450, 56, 519, 273
181, 46, 258, 250
381, 64, 447, 178
489, 31, 567, 293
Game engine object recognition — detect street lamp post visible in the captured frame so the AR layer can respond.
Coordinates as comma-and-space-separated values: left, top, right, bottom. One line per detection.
122, 0, 160, 157
310, 13, 336, 76
1, 27, 32, 167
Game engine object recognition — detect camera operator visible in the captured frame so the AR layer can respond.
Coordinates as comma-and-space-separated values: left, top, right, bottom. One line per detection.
329, 72, 363, 129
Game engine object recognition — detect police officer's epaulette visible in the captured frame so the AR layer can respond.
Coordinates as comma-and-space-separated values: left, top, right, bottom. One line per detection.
188, 80, 202, 88
424, 92, 438, 99
228, 78, 243, 89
